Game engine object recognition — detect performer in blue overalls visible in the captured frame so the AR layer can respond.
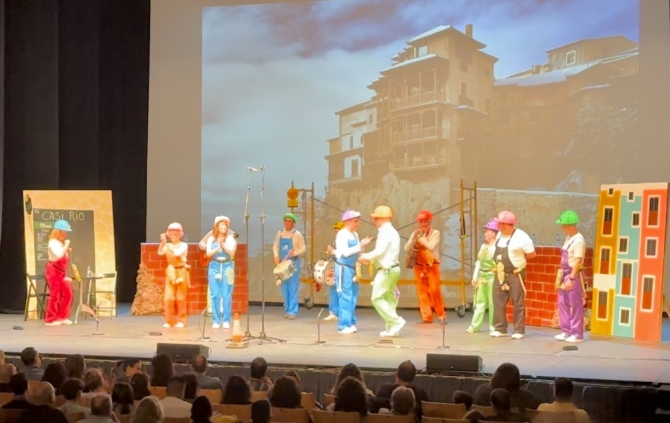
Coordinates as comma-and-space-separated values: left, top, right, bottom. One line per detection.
273, 213, 306, 319
329, 210, 372, 334
205, 216, 237, 329
324, 221, 345, 322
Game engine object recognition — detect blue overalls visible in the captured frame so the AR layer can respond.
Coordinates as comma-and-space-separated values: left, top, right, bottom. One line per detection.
207, 240, 234, 325
280, 233, 301, 316
336, 236, 359, 331
328, 239, 339, 317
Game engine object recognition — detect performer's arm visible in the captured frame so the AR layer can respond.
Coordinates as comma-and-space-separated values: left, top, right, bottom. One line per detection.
471, 245, 485, 282
420, 230, 440, 251
522, 234, 536, 259
569, 238, 586, 279
157, 234, 167, 255
360, 231, 390, 262
48, 239, 66, 260
292, 232, 307, 257
222, 234, 237, 257
404, 230, 418, 251
335, 231, 361, 258
199, 230, 213, 251
205, 236, 219, 257
272, 231, 280, 259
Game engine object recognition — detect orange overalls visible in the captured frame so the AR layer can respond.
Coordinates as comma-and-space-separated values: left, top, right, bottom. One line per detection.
164, 248, 190, 326
413, 233, 445, 322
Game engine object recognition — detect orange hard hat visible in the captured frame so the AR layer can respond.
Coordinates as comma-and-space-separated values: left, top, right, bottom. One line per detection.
417, 210, 433, 221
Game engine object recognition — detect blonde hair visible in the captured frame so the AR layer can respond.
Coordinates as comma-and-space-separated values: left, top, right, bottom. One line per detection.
131, 396, 164, 423
213, 221, 229, 240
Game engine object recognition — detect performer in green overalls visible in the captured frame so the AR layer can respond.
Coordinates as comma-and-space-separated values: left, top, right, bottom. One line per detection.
467, 219, 499, 333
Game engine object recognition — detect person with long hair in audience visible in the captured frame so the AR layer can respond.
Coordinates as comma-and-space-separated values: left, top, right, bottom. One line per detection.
251, 399, 271, 423
44, 219, 74, 326
130, 396, 165, 423
150, 354, 174, 387
473, 363, 540, 411
182, 373, 199, 403
465, 389, 529, 422
41, 362, 68, 395
205, 216, 238, 329
191, 396, 214, 423
268, 376, 302, 409
334, 377, 369, 418
130, 372, 151, 401
222, 375, 252, 405
65, 354, 86, 379
111, 382, 135, 416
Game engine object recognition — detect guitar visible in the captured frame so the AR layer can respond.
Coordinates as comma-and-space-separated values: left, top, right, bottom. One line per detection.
199, 231, 239, 266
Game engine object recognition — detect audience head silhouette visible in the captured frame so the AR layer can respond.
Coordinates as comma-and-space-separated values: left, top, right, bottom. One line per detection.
91, 394, 112, 416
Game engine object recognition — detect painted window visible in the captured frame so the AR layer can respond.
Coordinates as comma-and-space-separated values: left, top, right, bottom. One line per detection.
602, 207, 613, 235
599, 247, 610, 274
621, 263, 632, 295
648, 196, 660, 226
642, 276, 654, 311
351, 159, 360, 178
646, 238, 658, 258
632, 212, 640, 227
628, 192, 634, 201
618, 237, 628, 254
416, 45, 428, 57
566, 50, 577, 66
620, 308, 630, 325
597, 291, 608, 320
608, 188, 614, 195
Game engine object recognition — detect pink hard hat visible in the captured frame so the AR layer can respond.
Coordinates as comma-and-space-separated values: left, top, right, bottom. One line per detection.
483, 219, 499, 232
167, 222, 183, 233
495, 210, 517, 225
341, 210, 361, 222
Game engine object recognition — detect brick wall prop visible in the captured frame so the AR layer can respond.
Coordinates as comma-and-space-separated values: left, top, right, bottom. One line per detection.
504, 246, 594, 329
132, 243, 248, 315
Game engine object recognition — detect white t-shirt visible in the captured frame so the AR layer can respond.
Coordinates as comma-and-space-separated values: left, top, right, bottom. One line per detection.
48, 239, 66, 261
562, 233, 586, 268
495, 229, 535, 269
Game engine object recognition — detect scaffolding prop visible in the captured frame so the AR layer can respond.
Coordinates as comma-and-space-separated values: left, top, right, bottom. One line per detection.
285, 180, 478, 316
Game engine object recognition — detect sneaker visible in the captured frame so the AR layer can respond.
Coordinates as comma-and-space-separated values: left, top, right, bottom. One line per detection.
175, 322, 185, 328
338, 327, 356, 334
45, 322, 61, 326
222, 322, 230, 329
555, 333, 568, 341
511, 333, 525, 340
379, 330, 399, 337
162, 323, 171, 328
565, 335, 583, 343
489, 326, 495, 333
59, 319, 73, 325
324, 314, 338, 321
490, 331, 508, 337
212, 323, 221, 329
465, 326, 476, 333
387, 319, 406, 337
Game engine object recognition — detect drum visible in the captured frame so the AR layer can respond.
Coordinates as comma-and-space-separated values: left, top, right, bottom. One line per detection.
313, 259, 335, 286
273, 260, 296, 284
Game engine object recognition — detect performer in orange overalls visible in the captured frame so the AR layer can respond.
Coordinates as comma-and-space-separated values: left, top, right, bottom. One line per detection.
158, 222, 190, 328
404, 210, 446, 324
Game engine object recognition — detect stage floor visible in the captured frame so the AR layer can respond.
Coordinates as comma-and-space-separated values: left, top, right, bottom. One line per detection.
4, 305, 670, 384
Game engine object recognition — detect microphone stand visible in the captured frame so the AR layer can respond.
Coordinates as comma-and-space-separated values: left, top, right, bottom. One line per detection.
257, 166, 285, 344
242, 167, 260, 341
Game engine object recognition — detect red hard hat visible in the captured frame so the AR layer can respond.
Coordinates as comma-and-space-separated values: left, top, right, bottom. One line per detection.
417, 210, 433, 221
495, 210, 517, 225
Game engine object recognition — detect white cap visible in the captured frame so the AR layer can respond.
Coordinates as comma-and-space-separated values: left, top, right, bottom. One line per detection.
214, 216, 230, 226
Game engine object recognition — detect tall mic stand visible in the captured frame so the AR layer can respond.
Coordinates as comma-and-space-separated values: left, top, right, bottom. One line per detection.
257, 166, 285, 344
242, 168, 260, 341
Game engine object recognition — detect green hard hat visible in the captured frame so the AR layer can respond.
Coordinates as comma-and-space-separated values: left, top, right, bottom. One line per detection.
556, 210, 580, 225
283, 213, 297, 222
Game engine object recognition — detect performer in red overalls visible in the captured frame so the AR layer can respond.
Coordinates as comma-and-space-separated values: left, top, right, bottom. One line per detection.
44, 219, 74, 326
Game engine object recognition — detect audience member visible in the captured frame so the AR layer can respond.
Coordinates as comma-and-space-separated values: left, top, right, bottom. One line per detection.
222, 375, 252, 405
331, 363, 372, 395
160, 376, 191, 418
334, 377, 368, 417
130, 372, 152, 401
150, 354, 174, 387
17, 382, 69, 423
112, 382, 135, 415
115, 359, 142, 383
268, 376, 302, 409
42, 361, 68, 394
130, 396, 165, 423
65, 354, 86, 379
380, 386, 415, 415
284, 370, 301, 387
454, 390, 473, 411
80, 394, 115, 423
0, 350, 5, 365
2, 373, 32, 409
191, 354, 224, 394
191, 396, 213, 423
182, 372, 199, 402
0, 363, 17, 392
537, 378, 590, 423
465, 389, 529, 422
251, 399, 271, 423
59, 378, 91, 416
19, 347, 43, 381
376, 360, 429, 418
249, 357, 272, 391
82, 368, 107, 398
473, 363, 541, 411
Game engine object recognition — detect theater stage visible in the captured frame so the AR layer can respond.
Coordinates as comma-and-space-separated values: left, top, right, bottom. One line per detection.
3, 304, 670, 385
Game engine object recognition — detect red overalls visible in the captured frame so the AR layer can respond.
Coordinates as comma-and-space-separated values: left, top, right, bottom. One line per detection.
44, 254, 73, 323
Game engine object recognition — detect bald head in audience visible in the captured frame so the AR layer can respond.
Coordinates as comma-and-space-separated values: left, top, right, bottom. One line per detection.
91, 394, 113, 416
32, 382, 56, 405
0, 363, 17, 383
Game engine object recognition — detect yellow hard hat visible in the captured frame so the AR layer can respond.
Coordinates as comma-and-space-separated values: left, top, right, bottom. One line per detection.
333, 221, 345, 230
371, 205, 393, 218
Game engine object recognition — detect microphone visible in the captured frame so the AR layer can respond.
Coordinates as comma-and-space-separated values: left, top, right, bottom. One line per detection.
244, 166, 265, 172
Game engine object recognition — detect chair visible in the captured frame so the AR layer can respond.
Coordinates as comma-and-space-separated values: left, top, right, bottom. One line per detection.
322, 393, 335, 407
422, 402, 467, 419
300, 392, 316, 414
27, 380, 40, 393
117, 415, 132, 423
201, 388, 222, 404
270, 407, 310, 423
149, 386, 167, 399
0, 393, 13, 407
85, 272, 117, 318
312, 410, 361, 423
164, 418, 190, 423
471, 405, 494, 416
67, 412, 85, 423
213, 404, 251, 423
366, 414, 415, 423
421, 418, 468, 423
527, 411, 577, 423
0, 409, 24, 423
24, 274, 49, 321
251, 391, 268, 402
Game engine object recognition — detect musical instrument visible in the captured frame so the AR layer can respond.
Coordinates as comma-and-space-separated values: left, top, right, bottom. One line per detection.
200, 231, 239, 267
313, 259, 335, 286
273, 259, 296, 286
405, 231, 421, 269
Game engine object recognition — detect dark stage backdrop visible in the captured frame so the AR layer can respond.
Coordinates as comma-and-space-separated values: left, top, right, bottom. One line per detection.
0, 0, 150, 312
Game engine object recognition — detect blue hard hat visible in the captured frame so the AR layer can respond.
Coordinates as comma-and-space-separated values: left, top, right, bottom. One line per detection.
53, 220, 72, 232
